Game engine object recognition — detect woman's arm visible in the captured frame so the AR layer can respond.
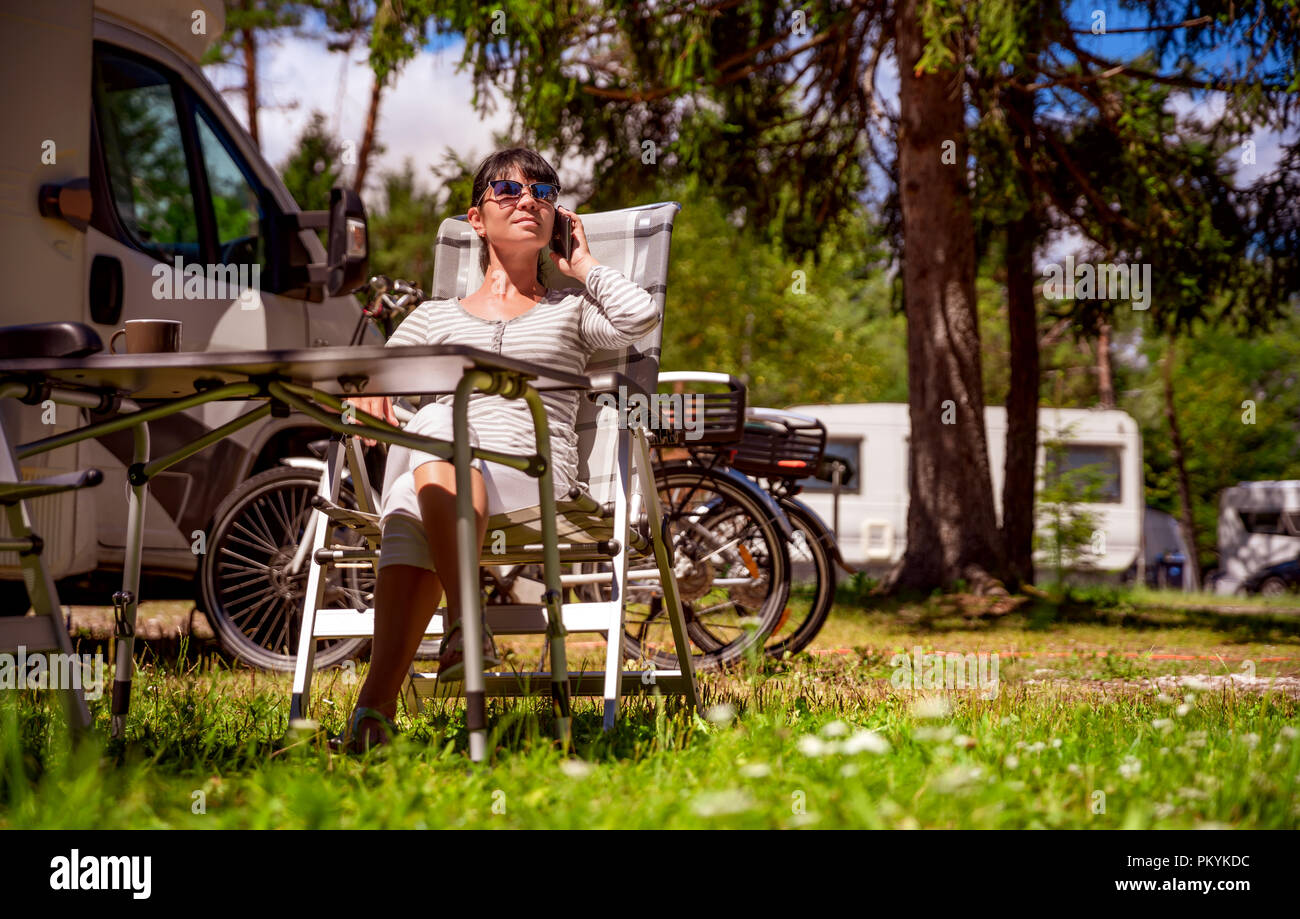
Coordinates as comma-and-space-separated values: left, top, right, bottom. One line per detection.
578, 264, 661, 350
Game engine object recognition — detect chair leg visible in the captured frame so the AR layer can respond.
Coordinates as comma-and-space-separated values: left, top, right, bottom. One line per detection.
602, 425, 634, 730
290, 437, 346, 722
633, 429, 698, 710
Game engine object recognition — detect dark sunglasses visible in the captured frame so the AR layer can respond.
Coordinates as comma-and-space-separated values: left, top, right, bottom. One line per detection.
480, 179, 561, 206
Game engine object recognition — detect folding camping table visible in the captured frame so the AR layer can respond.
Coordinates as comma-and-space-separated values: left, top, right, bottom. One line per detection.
0, 340, 591, 743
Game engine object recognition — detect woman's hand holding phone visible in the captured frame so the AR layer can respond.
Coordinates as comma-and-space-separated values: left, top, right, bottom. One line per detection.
344, 395, 397, 447
550, 205, 600, 285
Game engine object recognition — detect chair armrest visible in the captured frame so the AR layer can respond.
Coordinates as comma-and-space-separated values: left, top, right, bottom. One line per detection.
658, 370, 746, 397
585, 371, 649, 404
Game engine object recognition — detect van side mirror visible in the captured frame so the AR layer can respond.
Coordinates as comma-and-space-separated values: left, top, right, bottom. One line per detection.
326, 187, 368, 297
264, 185, 369, 299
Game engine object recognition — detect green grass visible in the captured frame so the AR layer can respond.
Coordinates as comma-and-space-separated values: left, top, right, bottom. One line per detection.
3, 596, 1299, 829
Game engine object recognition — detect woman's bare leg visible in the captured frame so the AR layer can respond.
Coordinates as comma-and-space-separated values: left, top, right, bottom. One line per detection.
413, 460, 489, 634
352, 564, 441, 729
348, 463, 485, 745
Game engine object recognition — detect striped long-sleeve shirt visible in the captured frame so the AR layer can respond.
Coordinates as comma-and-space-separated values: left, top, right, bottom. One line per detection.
384, 264, 659, 499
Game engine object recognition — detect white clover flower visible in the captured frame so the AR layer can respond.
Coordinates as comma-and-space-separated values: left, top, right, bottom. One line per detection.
738, 762, 771, 778
839, 763, 861, 778
1176, 703, 1191, 717
691, 789, 755, 817
1067, 763, 1082, 776
1241, 733, 1260, 749
797, 735, 834, 757
821, 719, 849, 738
914, 725, 955, 743
953, 734, 977, 750
1004, 754, 1020, 769
1280, 726, 1298, 740
843, 729, 891, 755
1025, 741, 1046, 754
1152, 718, 1174, 732
1119, 757, 1142, 780
559, 759, 593, 778
1156, 692, 1174, 704
935, 765, 983, 793
911, 695, 952, 720
705, 703, 736, 725
1051, 738, 1063, 749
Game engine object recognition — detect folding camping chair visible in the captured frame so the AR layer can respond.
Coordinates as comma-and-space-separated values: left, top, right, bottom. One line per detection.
290, 201, 697, 761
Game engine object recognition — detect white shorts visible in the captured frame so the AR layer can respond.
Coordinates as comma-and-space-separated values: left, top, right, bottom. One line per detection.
377, 402, 541, 573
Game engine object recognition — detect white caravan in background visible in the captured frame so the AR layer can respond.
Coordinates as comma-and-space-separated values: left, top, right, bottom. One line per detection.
785, 403, 1144, 578
0, 0, 376, 606
1213, 481, 1300, 595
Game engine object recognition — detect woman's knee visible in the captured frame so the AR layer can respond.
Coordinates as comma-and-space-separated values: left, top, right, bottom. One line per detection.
413, 460, 488, 511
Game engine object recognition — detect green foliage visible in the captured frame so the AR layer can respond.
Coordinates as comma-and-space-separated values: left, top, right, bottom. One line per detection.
201, 0, 309, 68
1035, 435, 1108, 580
279, 111, 342, 212
1122, 311, 1300, 571
658, 173, 904, 407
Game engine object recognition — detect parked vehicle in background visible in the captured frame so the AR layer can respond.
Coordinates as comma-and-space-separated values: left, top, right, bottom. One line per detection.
785, 403, 1144, 580
1123, 507, 1194, 590
1213, 481, 1300, 596
0, 0, 374, 611
1242, 555, 1300, 597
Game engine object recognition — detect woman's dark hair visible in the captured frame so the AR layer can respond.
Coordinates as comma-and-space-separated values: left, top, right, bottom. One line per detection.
471, 147, 561, 286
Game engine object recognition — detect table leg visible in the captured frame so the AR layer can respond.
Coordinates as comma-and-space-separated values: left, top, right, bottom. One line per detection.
522, 386, 572, 752
454, 373, 489, 763
110, 422, 149, 740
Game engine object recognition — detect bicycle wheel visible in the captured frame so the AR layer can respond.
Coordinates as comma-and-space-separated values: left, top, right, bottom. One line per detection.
620, 465, 790, 671
198, 465, 371, 671
764, 497, 836, 657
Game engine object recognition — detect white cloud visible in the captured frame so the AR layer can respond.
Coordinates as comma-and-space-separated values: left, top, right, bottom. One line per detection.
203, 34, 547, 209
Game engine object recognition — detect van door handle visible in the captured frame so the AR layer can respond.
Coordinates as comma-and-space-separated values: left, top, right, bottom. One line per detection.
312, 337, 329, 347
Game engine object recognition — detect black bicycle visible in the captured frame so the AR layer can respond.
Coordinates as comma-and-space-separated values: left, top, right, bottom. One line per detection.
694, 406, 856, 657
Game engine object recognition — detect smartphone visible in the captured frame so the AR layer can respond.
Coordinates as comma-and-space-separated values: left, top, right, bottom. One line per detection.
551, 210, 574, 260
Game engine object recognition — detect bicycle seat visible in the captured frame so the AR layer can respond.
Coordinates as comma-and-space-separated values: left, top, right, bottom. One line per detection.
0, 322, 104, 360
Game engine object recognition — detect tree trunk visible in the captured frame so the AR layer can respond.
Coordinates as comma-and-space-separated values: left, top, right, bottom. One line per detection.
354, 73, 384, 193
1097, 322, 1115, 409
1162, 338, 1201, 589
886, 0, 1006, 595
1000, 83, 1040, 590
241, 17, 259, 149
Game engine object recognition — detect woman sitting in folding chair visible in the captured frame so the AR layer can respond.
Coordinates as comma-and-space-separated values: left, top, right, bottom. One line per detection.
342, 147, 660, 750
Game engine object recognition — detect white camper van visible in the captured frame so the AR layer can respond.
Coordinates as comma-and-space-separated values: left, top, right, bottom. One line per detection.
0, 0, 378, 606
1213, 481, 1300, 595
785, 403, 1145, 578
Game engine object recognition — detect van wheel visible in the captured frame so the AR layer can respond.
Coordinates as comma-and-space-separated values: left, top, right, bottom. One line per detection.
198, 466, 371, 671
